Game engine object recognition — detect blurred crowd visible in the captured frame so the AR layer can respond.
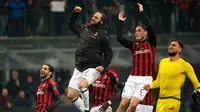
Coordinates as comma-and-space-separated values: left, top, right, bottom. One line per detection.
0, 0, 199, 38
0, 69, 72, 110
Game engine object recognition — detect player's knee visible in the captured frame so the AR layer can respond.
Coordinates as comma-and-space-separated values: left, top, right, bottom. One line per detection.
129, 103, 137, 109
119, 101, 129, 109
130, 101, 139, 109
67, 88, 78, 101
78, 78, 88, 88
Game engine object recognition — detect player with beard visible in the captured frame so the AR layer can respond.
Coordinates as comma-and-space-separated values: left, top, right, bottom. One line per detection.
67, 6, 113, 112
36, 64, 61, 112
144, 40, 200, 112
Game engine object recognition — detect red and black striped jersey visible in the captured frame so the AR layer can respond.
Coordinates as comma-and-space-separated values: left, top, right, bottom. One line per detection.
90, 70, 119, 107
36, 78, 59, 112
130, 40, 156, 76
116, 11, 157, 105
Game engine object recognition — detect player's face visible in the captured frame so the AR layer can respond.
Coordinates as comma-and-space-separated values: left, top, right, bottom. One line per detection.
168, 41, 182, 56
40, 65, 51, 78
135, 26, 147, 42
90, 12, 102, 25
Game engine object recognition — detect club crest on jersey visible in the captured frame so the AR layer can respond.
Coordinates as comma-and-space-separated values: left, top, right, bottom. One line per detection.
37, 89, 44, 95
92, 32, 98, 39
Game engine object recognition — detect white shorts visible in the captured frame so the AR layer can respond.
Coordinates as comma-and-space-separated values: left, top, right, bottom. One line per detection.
68, 68, 100, 91
90, 105, 112, 112
122, 76, 153, 101
127, 104, 153, 112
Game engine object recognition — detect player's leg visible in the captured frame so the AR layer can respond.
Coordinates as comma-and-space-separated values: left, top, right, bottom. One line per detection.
79, 68, 100, 111
116, 97, 131, 112
128, 84, 149, 112
90, 106, 99, 112
68, 68, 85, 112
128, 96, 141, 112
128, 76, 153, 112
116, 82, 134, 112
90, 105, 112, 112
105, 106, 112, 112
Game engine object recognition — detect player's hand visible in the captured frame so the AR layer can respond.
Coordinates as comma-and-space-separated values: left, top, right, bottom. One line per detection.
74, 6, 82, 13
197, 87, 200, 93
98, 102, 109, 112
118, 12, 126, 21
143, 84, 150, 91
96, 66, 104, 72
137, 3, 144, 12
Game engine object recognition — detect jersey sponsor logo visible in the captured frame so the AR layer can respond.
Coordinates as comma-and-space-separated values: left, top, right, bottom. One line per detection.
134, 49, 150, 55
92, 81, 105, 88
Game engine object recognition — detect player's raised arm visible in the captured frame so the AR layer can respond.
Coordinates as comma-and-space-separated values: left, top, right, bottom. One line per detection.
138, 3, 156, 46
67, 6, 82, 37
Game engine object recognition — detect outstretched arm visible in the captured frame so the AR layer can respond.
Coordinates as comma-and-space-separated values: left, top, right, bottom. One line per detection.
138, 3, 156, 46
185, 62, 200, 90
116, 12, 133, 50
67, 6, 82, 37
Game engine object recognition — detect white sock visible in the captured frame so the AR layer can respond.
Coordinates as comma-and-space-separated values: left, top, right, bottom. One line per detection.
72, 97, 85, 112
80, 88, 89, 110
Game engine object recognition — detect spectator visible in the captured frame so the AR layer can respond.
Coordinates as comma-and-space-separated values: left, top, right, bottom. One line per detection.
189, 0, 200, 32
0, 88, 13, 110
22, 75, 37, 103
6, 70, 21, 100
14, 90, 31, 107
177, 0, 193, 31
100, 0, 124, 34
0, 0, 9, 36
51, 0, 68, 36
39, 0, 52, 36
7, 0, 26, 37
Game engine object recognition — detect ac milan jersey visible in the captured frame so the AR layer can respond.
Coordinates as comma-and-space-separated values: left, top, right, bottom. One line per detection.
36, 78, 59, 112
116, 11, 157, 105
130, 40, 156, 77
91, 70, 119, 107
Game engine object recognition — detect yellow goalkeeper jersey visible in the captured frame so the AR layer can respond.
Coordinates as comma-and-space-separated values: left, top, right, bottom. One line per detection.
151, 58, 200, 99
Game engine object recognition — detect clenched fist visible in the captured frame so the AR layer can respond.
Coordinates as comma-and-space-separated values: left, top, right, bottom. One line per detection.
118, 12, 126, 21
74, 6, 82, 13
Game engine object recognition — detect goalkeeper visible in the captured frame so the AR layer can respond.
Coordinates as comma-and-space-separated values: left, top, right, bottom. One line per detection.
144, 40, 200, 112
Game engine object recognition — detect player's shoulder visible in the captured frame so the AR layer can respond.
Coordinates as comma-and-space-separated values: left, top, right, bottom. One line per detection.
160, 58, 169, 63
179, 58, 192, 67
48, 78, 57, 86
108, 70, 118, 77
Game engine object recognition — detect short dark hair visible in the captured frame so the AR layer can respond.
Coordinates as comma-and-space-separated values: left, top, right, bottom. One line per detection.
44, 64, 54, 76
171, 39, 184, 52
98, 11, 107, 24
137, 24, 147, 31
